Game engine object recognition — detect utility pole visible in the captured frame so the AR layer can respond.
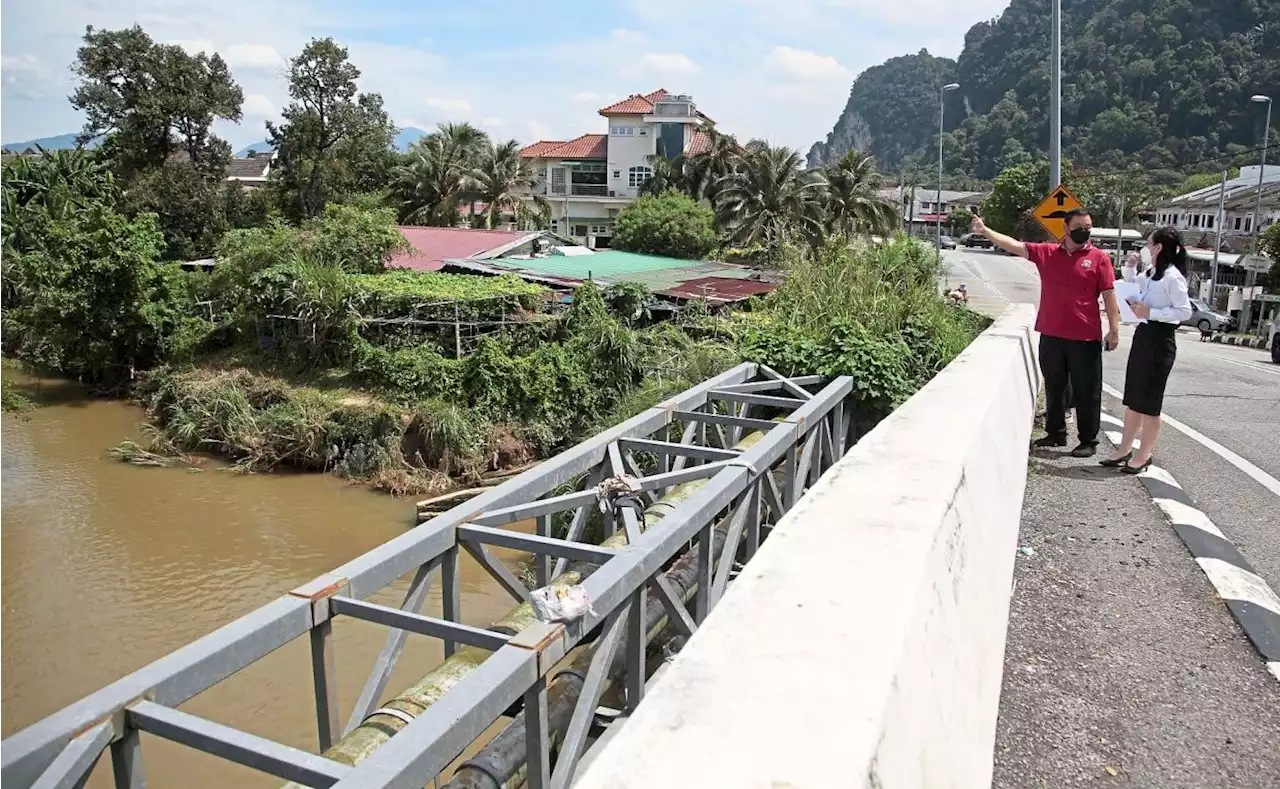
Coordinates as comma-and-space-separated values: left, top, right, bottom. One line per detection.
937, 83, 960, 252
1210, 170, 1227, 308
1242, 94, 1272, 333
1049, 0, 1062, 190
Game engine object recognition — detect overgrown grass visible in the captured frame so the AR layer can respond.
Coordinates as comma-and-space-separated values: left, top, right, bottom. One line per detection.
1, 375, 36, 413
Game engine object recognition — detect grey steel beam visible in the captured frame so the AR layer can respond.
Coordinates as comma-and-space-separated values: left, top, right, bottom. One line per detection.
309, 618, 340, 752
470, 489, 601, 528
3, 594, 313, 788
607, 442, 643, 545
711, 492, 754, 606
29, 722, 110, 789
345, 561, 438, 735
441, 546, 461, 659
456, 525, 622, 566
709, 389, 807, 410
535, 515, 552, 587
646, 575, 696, 638
109, 730, 143, 789
329, 363, 754, 601
670, 409, 778, 433
327, 647, 538, 789
577, 378, 852, 640
524, 677, 551, 789
550, 609, 630, 789
127, 701, 350, 787
758, 364, 817, 400
330, 596, 511, 651
716, 375, 823, 395
459, 541, 531, 604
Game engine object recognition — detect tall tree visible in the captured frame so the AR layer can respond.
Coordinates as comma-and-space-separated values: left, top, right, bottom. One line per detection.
268, 38, 396, 219
71, 25, 242, 179
683, 123, 742, 206
822, 149, 899, 238
715, 143, 826, 248
468, 139, 548, 229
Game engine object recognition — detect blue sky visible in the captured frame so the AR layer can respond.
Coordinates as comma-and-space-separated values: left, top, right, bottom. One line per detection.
1, 0, 1009, 151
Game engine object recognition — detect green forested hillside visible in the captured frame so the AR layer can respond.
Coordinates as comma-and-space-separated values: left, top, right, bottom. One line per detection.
808, 0, 1280, 185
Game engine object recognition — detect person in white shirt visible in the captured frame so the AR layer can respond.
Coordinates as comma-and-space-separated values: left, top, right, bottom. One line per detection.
1100, 226, 1194, 473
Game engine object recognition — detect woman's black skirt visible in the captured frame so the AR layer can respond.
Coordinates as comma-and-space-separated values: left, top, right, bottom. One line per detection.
1123, 321, 1178, 416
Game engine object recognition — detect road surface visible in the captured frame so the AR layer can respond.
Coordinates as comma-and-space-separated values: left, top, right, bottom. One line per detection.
943, 247, 1280, 788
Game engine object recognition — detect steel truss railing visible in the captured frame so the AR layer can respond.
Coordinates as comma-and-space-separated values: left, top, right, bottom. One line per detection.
1, 363, 853, 789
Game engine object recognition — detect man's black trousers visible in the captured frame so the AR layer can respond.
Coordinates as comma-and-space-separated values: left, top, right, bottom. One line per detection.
1039, 334, 1102, 445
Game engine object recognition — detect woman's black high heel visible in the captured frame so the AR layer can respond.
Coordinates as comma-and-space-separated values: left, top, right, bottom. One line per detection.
1099, 452, 1132, 468
1122, 457, 1153, 475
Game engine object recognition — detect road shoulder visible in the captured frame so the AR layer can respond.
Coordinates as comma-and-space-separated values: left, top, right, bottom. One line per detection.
993, 442, 1280, 788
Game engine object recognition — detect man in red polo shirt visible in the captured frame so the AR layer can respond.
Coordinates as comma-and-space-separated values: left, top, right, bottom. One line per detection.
972, 208, 1120, 457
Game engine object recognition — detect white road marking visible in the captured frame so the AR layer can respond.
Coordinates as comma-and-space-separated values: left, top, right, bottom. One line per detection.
1197, 354, 1280, 377
1196, 557, 1280, 618
1151, 497, 1228, 541
1102, 382, 1280, 499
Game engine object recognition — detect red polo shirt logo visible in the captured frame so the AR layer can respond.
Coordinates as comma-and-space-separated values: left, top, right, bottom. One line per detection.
1025, 242, 1115, 342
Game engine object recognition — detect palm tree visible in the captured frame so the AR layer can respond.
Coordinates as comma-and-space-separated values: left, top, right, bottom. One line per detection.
468, 139, 549, 229
392, 122, 491, 226
714, 143, 826, 248
822, 149, 899, 239
683, 123, 741, 206
637, 154, 694, 198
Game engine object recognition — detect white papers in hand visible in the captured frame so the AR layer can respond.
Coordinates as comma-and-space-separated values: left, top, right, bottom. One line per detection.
1114, 281, 1142, 324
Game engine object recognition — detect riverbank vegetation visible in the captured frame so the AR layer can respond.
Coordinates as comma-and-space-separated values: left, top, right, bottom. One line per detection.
2, 23, 990, 496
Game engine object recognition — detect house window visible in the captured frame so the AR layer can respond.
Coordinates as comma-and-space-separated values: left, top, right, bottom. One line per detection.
1245, 217, 1252, 232
638, 128, 648, 136
611, 126, 634, 136
628, 166, 653, 188
613, 170, 621, 178
1235, 217, 1243, 230
572, 224, 589, 237
590, 225, 611, 235
1206, 215, 1214, 229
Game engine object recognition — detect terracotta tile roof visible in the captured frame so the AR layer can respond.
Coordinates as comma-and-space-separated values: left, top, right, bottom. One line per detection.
226, 155, 271, 179
598, 88, 670, 116
519, 140, 566, 157
684, 129, 711, 156
387, 226, 534, 271
520, 134, 607, 160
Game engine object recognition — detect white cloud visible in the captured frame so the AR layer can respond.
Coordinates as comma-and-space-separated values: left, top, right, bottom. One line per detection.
241, 93, 276, 117
169, 38, 217, 55
425, 97, 472, 114
223, 43, 284, 71
634, 52, 701, 77
764, 46, 851, 82
0, 0, 1006, 156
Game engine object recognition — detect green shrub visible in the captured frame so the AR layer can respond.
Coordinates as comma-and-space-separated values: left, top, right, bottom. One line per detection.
613, 191, 719, 260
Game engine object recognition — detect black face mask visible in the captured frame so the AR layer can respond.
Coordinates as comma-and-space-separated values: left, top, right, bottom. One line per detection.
1068, 227, 1091, 244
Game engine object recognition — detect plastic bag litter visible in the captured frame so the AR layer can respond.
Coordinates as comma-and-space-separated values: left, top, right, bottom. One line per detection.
595, 475, 643, 516
530, 584, 597, 623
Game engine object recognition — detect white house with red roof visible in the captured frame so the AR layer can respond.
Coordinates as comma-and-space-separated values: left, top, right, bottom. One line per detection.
519, 89, 714, 248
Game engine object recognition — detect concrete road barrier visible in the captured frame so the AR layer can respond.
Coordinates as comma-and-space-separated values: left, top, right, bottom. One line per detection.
575, 304, 1040, 789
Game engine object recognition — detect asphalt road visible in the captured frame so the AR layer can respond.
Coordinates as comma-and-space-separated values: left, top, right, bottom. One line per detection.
944, 247, 1280, 787
944, 247, 1280, 592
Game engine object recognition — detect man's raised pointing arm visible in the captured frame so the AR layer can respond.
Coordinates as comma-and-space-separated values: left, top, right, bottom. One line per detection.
972, 214, 1028, 259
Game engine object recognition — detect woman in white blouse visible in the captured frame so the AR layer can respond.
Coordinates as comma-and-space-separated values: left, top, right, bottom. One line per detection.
1100, 226, 1194, 473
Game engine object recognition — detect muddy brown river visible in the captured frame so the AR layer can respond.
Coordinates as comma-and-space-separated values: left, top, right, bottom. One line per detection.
1, 373, 522, 787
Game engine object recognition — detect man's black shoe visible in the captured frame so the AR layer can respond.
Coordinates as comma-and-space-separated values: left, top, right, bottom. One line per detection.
1071, 442, 1097, 458
1034, 435, 1067, 448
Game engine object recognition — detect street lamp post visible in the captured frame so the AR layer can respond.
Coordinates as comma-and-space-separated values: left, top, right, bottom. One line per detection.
937, 82, 960, 253
1050, 0, 1062, 190
1242, 94, 1272, 333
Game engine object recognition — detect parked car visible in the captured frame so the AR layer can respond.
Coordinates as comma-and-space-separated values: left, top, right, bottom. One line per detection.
1181, 299, 1236, 335
939, 235, 957, 250
960, 233, 992, 248
1269, 317, 1280, 364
